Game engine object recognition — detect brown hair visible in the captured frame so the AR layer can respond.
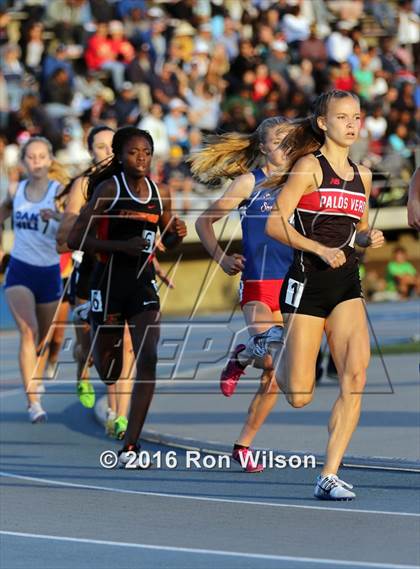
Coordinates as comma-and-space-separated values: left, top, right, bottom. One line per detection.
86, 126, 154, 201
186, 116, 290, 184
265, 90, 360, 187
57, 125, 115, 201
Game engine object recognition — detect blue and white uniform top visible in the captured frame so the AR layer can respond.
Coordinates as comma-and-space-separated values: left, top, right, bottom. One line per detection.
239, 168, 293, 281
11, 179, 61, 267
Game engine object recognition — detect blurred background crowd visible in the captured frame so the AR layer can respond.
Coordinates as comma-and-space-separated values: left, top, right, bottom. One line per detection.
0, 0, 419, 210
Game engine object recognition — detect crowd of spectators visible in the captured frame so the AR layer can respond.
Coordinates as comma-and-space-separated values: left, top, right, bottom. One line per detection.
0, 0, 419, 210
362, 245, 419, 301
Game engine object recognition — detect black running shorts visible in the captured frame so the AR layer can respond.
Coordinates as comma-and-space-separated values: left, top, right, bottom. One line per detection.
280, 263, 363, 318
89, 260, 160, 325
74, 254, 95, 301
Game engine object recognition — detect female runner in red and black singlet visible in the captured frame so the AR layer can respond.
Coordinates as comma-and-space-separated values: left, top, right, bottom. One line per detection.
266, 91, 385, 500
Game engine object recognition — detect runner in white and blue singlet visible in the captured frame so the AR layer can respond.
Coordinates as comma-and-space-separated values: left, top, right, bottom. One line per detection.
0, 136, 64, 423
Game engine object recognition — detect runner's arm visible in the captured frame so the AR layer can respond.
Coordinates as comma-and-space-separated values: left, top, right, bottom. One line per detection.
0, 192, 14, 263
407, 167, 420, 230
266, 155, 324, 255
158, 184, 187, 250
266, 155, 348, 268
355, 166, 384, 249
195, 173, 254, 266
67, 178, 141, 255
56, 176, 87, 252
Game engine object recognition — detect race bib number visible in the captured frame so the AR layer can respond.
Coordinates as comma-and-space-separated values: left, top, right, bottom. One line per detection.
285, 278, 304, 308
142, 229, 155, 253
91, 290, 103, 312
238, 281, 244, 303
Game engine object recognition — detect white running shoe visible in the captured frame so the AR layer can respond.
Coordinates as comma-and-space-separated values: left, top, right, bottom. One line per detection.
118, 445, 139, 468
246, 325, 284, 359
105, 408, 117, 437
314, 474, 356, 501
73, 301, 91, 323
28, 401, 47, 423
45, 361, 57, 380
117, 445, 152, 469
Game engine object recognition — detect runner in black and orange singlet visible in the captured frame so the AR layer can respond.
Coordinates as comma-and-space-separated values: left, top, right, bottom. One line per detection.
68, 126, 187, 465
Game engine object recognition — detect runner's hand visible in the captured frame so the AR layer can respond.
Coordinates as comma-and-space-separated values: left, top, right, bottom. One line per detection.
319, 246, 346, 269
170, 216, 187, 239
40, 208, 60, 221
220, 254, 245, 275
368, 229, 385, 249
158, 272, 175, 289
120, 236, 149, 256
356, 229, 384, 248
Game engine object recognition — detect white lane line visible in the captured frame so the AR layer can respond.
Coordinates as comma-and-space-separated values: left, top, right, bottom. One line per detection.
0, 388, 23, 399
1, 471, 419, 518
0, 530, 417, 569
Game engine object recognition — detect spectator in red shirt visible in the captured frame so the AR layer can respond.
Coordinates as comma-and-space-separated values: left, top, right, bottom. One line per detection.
252, 63, 273, 102
108, 20, 135, 65
85, 22, 125, 90
333, 61, 356, 92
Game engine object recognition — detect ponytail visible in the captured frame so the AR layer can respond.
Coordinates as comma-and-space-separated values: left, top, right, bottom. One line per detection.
264, 90, 360, 188
187, 116, 290, 184
279, 117, 323, 166
86, 156, 121, 201
56, 155, 113, 202
187, 131, 260, 183
48, 160, 70, 187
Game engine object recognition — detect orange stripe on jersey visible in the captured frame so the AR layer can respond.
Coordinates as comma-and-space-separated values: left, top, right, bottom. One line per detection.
117, 210, 160, 224
60, 251, 73, 278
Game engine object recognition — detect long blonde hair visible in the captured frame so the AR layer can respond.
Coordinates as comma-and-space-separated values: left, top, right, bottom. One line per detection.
187, 117, 291, 184
48, 160, 70, 186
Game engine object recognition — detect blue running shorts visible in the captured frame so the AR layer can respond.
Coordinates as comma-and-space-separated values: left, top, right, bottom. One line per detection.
4, 256, 62, 303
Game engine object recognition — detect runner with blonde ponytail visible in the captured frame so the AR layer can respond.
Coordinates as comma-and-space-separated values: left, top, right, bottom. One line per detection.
192, 117, 295, 472
189, 130, 263, 183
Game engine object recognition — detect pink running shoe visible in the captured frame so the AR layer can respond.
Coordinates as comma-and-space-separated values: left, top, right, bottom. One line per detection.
220, 344, 247, 397
232, 447, 264, 473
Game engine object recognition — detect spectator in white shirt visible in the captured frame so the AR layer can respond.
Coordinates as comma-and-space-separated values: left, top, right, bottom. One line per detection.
397, 0, 420, 46
138, 103, 170, 159
282, 5, 310, 44
185, 80, 221, 133
365, 106, 388, 141
326, 22, 354, 63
